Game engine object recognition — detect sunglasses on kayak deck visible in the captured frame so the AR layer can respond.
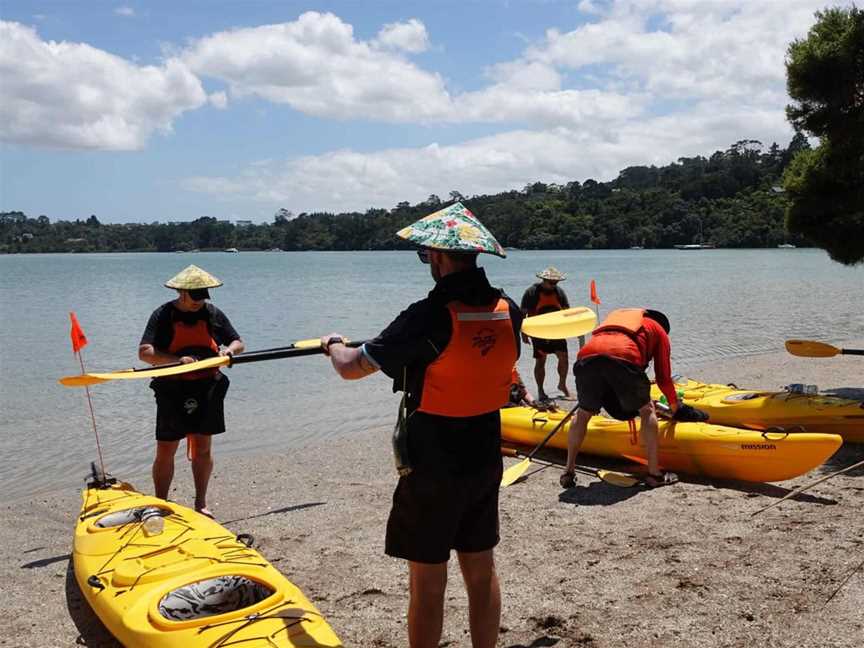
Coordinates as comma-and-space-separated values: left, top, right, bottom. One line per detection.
416, 249, 430, 264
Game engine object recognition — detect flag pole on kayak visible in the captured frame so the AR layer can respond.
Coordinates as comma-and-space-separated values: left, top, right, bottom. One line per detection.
69, 312, 107, 481
584, 279, 601, 350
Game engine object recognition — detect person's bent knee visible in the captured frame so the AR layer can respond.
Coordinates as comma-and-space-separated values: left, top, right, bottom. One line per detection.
638, 402, 655, 417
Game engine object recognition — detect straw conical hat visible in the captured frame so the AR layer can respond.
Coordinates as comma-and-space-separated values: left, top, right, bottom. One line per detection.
396, 202, 506, 258
536, 266, 566, 281
164, 265, 223, 290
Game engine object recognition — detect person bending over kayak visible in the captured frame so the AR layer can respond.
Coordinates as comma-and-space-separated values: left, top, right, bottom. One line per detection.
560, 308, 703, 489
138, 265, 245, 517
320, 203, 522, 648
520, 267, 573, 400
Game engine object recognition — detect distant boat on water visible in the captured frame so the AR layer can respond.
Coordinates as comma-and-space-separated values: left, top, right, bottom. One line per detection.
777, 243, 796, 249
224, 247, 239, 253
629, 245, 644, 250
674, 244, 715, 250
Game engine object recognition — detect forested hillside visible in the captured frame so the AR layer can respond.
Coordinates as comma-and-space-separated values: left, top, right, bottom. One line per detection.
1, 137, 811, 253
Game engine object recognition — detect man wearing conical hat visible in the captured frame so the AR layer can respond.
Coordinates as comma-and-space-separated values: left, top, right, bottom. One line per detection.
319, 202, 521, 648
138, 265, 245, 518
520, 266, 573, 400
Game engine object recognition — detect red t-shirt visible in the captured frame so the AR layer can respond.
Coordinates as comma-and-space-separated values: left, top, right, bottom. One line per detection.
578, 316, 678, 408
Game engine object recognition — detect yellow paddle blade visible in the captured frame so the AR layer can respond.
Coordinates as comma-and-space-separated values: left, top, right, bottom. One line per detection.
596, 469, 640, 488
522, 307, 597, 340
59, 356, 230, 387
59, 374, 110, 387
785, 339, 840, 358
500, 458, 532, 487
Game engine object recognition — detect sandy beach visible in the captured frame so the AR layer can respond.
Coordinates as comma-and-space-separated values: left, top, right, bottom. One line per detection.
2, 342, 862, 648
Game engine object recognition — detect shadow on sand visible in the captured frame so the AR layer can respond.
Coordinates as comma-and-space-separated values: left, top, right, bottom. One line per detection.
505, 637, 561, 648
64, 560, 120, 647
821, 442, 864, 476
823, 387, 864, 401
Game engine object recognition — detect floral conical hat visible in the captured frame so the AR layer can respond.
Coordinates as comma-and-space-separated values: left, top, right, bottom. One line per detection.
396, 202, 506, 258
164, 265, 223, 290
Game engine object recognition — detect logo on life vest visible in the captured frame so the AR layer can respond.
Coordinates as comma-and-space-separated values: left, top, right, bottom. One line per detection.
184, 398, 199, 415
472, 328, 497, 356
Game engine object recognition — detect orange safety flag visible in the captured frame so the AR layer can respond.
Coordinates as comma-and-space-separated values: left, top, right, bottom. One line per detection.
69, 312, 88, 353
590, 280, 601, 305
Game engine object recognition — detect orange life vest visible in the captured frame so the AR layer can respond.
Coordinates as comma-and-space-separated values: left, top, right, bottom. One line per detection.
418, 298, 517, 417
592, 308, 646, 337
531, 288, 564, 315
587, 308, 650, 367
168, 317, 219, 380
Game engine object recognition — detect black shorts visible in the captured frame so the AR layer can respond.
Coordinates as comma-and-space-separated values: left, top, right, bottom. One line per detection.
531, 337, 568, 358
385, 412, 502, 564
573, 355, 650, 420
151, 373, 230, 442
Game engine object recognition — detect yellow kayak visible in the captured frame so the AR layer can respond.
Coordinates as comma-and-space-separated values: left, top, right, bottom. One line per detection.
652, 378, 864, 443
73, 477, 342, 648
500, 407, 842, 482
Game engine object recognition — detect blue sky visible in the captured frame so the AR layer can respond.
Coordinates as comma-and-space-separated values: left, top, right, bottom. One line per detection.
0, 1, 830, 223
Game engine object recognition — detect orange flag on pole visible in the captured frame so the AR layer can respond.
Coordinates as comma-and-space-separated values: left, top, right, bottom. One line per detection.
590, 280, 601, 305
70, 312, 88, 353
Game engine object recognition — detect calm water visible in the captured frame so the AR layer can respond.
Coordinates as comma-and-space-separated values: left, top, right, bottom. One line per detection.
1, 249, 861, 500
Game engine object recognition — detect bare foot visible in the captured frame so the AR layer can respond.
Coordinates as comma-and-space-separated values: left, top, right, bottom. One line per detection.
558, 385, 574, 399
196, 506, 215, 519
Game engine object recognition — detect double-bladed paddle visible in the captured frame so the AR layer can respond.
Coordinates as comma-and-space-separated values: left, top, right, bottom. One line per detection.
500, 403, 580, 487
785, 340, 864, 358
59, 338, 368, 387
500, 445, 639, 488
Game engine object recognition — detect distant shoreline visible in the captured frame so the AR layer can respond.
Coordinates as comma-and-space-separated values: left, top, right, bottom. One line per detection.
0, 246, 815, 255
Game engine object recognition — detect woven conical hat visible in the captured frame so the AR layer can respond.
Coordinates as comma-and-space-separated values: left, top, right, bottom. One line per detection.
164, 265, 223, 290
536, 266, 566, 281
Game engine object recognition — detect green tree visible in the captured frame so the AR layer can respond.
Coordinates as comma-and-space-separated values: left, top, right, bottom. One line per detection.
783, 6, 864, 265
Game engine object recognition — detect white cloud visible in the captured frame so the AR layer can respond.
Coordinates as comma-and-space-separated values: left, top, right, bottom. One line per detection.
577, 0, 602, 15
374, 18, 430, 53
114, 7, 135, 17
526, 0, 821, 106
181, 99, 796, 215
0, 21, 206, 150
181, 0, 824, 215
208, 91, 228, 109
182, 12, 451, 122
180, 11, 645, 130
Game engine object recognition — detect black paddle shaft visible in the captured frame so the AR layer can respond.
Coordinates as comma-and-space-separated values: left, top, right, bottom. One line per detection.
230, 340, 367, 365
524, 401, 580, 462
840, 349, 864, 356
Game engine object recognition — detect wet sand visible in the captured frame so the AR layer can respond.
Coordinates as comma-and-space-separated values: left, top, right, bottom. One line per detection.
1, 341, 862, 647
